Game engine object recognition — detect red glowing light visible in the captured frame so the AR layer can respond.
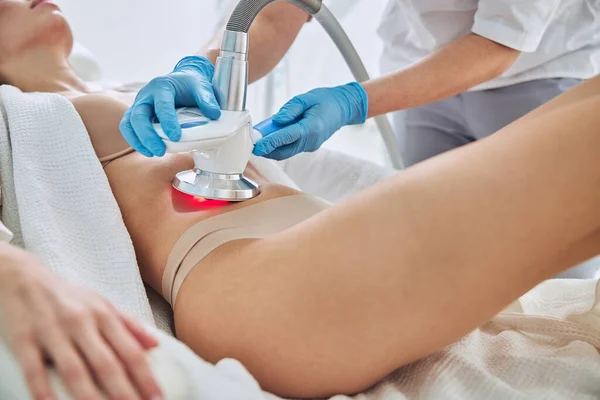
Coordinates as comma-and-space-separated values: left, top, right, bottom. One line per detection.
171, 187, 230, 212
192, 197, 230, 208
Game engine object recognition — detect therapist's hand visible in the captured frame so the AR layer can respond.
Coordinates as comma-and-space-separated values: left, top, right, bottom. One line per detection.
0, 243, 163, 400
120, 55, 221, 157
253, 82, 368, 160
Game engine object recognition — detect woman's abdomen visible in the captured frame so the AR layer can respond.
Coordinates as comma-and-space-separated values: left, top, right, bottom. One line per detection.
103, 152, 298, 295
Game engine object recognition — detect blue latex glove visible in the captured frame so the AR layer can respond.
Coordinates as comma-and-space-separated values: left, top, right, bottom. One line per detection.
119, 56, 221, 157
253, 82, 368, 160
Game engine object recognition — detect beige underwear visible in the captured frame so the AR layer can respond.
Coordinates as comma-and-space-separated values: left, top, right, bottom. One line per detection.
162, 193, 330, 307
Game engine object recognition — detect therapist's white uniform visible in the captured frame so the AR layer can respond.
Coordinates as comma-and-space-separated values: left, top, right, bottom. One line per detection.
378, 0, 600, 166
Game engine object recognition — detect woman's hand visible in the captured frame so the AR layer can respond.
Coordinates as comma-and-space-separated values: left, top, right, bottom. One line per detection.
0, 243, 163, 400
253, 82, 368, 160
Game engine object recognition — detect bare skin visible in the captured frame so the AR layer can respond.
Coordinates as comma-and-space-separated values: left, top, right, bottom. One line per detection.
1, 2, 600, 399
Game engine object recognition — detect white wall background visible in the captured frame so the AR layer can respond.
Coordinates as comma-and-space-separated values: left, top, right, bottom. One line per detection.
58, 0, 218, 82
57, 0, 387, 86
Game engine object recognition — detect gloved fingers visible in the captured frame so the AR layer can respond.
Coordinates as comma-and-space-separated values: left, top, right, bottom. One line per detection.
260, 142, 302, 161
119, 109, 153, 158
174, 56, 215, 80
192, 82, 222, 120
273, 94, 317, 125
253, 117, 280, 138
153, 91, 182, 142
253, 123, 304, 157
129, 103, 167, 157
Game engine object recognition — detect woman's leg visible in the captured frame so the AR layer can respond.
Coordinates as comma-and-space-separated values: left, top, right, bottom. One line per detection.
175, 80, 600, 398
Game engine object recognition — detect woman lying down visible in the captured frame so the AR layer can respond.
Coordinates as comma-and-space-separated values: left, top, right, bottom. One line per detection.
1, 2, 600, 400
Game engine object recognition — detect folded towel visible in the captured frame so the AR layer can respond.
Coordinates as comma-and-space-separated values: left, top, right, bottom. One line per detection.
0, 85, 154, 322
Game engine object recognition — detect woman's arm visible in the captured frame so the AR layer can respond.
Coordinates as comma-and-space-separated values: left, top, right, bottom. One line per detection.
176, 77, 600, 398
0, 242, 163, 400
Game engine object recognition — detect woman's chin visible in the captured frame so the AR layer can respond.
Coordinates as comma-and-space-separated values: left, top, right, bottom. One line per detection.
33, 15, 74, 56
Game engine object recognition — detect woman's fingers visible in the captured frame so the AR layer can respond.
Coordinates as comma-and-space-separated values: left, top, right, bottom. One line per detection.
40, 321, 102, 400
99, 310, 163, 400
72, 318, 140, 400
0, 249, 159, 400
11, 333, 54, 400
116, 310, 159, 350
39, 298, 162, 400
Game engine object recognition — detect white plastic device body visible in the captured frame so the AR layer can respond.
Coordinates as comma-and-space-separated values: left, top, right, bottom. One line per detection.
153, 107, 262, 175
153, 107, 263, 201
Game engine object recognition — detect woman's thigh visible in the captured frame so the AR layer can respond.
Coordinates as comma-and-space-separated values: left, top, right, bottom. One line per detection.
173, 239, 390, 398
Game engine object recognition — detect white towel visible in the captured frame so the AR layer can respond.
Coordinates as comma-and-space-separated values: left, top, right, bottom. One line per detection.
0, 85, 154, 323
